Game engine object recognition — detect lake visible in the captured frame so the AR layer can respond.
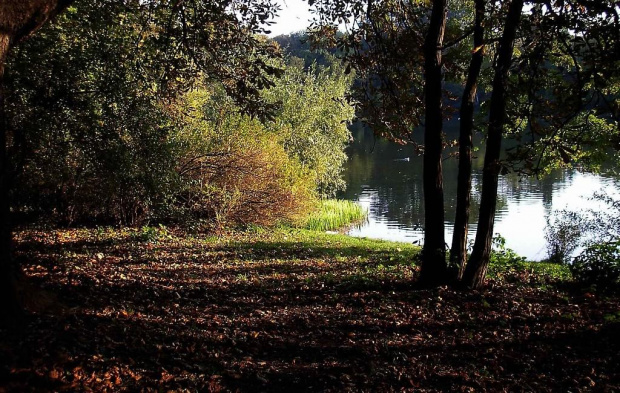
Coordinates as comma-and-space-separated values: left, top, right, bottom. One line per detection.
339, 122, 620, 260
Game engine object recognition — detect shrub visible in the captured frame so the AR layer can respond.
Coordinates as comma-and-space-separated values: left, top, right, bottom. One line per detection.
7, 2, 177, 226
169, 84, 317, 229
177, 139, 315, 229
545, 193, 620, 264
262, 58, 355, 197
489, 234, 527, 266
545, 211, 583, 264
570, 242, 620, 288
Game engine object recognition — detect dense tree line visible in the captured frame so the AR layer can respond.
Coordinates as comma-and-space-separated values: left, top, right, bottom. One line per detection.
272, 31, 344, 69
6, 11, 353, 225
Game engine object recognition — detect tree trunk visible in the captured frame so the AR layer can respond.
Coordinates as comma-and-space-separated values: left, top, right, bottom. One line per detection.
0, 0, 76, 325
450, 0, 486, 280
462, 0, 524, 289
420, 0, 448, 286
0, 1, 75, 44
0, 34, 22, 324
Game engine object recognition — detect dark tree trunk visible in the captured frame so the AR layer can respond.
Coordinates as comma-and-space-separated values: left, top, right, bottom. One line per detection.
0, 0, 75, 324
0, 1, 75, 45
450, 0, 486, 280
420, 0, 448, 286
462, 0, 524, 289
0, 34, 22, 324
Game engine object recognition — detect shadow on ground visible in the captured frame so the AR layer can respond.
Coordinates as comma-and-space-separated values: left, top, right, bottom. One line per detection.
1, 229, 619, 392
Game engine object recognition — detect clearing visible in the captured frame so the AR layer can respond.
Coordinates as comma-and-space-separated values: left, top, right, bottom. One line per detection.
1, 227, 619, 392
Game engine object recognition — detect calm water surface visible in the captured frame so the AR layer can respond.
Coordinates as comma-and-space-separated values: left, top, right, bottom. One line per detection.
339, 123, 620, 260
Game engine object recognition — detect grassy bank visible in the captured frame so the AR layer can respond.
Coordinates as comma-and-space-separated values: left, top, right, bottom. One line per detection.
299, 199, 367, 232
2, 226, 618, 392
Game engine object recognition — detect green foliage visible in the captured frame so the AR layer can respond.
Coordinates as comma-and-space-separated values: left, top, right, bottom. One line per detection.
262, 58, 355, 197
133, 225, 171, 243
545, 193, 620, 263
489, 234, 527, 266
168, 59, 355, 228
487, 234, 572, 281
308, 0, 429, 143
603, 311, 620, 323
7, 1, 176, 225
300, 199, 367, 231
272, 32, 342, 69
570, 242, 620, 289
6, 1, 354, 229
500, 4, 620, 175
150, 82, 317, 229
546, 195, 620, 288
506, 110, 619, 176
545, 211, 583, 264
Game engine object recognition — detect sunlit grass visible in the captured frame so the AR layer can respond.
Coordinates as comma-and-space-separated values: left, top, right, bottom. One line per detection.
301, 199, 367, 231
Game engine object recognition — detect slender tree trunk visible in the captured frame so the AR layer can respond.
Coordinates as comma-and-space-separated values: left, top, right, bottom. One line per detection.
0, 34, 22, 323
462, 0, 524, 289
420, 0, 448, 286
450, 0, 486, 280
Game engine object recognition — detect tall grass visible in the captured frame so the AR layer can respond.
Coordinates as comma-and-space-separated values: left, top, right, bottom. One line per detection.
301, 199, 367, 231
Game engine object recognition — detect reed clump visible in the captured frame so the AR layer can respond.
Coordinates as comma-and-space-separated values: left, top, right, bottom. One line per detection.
302, 199, 367, 231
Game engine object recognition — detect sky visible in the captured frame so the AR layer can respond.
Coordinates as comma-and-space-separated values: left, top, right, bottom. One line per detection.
267, 0, 315, 36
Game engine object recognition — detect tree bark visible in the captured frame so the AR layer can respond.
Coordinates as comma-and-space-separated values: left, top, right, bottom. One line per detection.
450, 0, 486, 280
0, 1, 75, 45
462, 0, 524, 289
0, 0, 75, 324
420, 0, 448, 286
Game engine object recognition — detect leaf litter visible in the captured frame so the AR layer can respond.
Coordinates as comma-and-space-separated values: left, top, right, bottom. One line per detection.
1, 227, 619, 392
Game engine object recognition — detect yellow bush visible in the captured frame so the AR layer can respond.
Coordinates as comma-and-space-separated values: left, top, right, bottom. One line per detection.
170, 86, 317, 228
178, 137, 316, 228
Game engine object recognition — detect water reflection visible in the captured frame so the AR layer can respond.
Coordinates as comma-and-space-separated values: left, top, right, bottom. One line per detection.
339, 123, 620, 260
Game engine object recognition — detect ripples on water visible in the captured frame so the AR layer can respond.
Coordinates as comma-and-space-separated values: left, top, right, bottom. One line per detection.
340, 124, 619, 261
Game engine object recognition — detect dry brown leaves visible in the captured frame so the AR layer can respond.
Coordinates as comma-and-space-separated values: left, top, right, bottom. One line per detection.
1, 228, 619, 392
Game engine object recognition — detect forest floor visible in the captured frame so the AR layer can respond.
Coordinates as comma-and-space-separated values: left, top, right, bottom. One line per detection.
1, 226, 619, 392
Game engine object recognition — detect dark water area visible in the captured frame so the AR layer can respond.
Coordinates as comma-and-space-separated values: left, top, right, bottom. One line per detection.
339, 122, 620, 260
